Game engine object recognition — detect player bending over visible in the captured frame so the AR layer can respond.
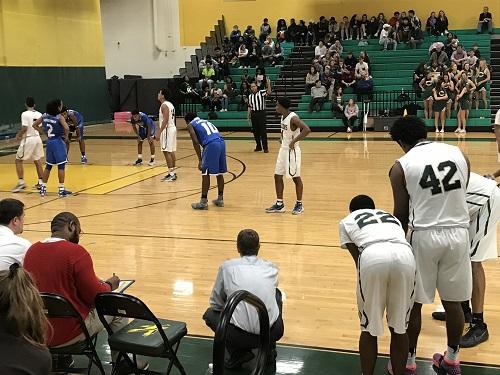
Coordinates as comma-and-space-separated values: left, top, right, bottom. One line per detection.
184, 113, 227, 210
12, 97, 44, 192
339, 194, 416, 375
266, 97, 310, 215
130, 109, 156, 166
33, 99, 72, 197
60, 107, 87, 164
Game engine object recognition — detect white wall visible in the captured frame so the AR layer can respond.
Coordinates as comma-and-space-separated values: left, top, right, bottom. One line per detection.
100, 0, 197, 78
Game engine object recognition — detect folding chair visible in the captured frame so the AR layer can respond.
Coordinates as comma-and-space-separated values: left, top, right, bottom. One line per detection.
94, 293, 187, 375
40, 293, 105, 375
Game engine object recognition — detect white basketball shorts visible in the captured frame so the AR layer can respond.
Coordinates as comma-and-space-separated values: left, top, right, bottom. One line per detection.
160, 126, 177, 152
274, 147, 301, 178
409, 227, 472, 304
470, 188, 500, 262
16, 137, 43, 161
357, 242, 416, 337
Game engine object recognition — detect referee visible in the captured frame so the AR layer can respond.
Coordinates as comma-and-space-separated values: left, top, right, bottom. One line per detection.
248, 80, 272, 152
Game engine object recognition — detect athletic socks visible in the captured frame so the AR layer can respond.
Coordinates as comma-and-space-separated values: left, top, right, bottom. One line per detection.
472, 312, 484, 326
276, 199, 284, 206
58, 183, 65, 191
18, 179, 25, 184
407, 351, 416, 366
445, 346, 459, 362
461, 301, 472, 316
38, 178, 43, 185
138, 154, 143, 159
151, 155, 155, 160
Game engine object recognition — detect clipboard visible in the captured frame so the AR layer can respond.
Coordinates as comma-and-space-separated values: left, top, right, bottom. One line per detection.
113, 280, 135, 294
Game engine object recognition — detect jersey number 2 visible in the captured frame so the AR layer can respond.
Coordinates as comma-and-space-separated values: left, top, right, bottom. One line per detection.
354, 211, 399, 229
46, 124, 54, 138
419, 161, 461, 195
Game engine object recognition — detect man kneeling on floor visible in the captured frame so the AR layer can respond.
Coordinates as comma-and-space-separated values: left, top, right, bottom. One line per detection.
203, 229, 284, 369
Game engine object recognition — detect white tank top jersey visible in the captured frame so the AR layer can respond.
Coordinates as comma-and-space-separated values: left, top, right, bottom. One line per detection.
467, 172, 498, 217
339, 209, 410, 251
397, 141, 469, 230
21, 110, 42, 138
158, 101, 176, 129
280, 111, 300, 149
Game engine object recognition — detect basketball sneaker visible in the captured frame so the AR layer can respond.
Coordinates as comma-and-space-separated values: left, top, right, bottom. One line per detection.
432, 352, 461, 375
161, 173, 177, 182
292, 202, 304, 215
11, 182, 26, 193
265, 202, 285, 213
460, 323, 489, 348
192, 199, 208, 210
148, 159, 156, 166
134, 158, 143, 166
33, 183, 42, 190
58, 189, 72, 198
387, 361, 417, 375
81, 155, 88, 164
212, 198, 224, 207
40, 185, 47, 197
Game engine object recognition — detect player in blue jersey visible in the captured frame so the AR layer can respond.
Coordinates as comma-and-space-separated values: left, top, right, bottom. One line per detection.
184, 112, 227, 210
32, 99, 72, 197
61, 107, 87, 164
130, 109, 156, 166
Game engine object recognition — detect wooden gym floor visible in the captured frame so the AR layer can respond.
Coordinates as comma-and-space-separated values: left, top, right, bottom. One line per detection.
0, 125, 499, 371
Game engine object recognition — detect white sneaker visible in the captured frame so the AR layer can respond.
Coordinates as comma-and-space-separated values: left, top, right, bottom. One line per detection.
12, 182, 26, 193
347, 127, 352, 133
454, 128, 460, 133
148, 160, 156, 166
459, 129, 466, 133
439, 129, 444, 133
435, 128, 439, 133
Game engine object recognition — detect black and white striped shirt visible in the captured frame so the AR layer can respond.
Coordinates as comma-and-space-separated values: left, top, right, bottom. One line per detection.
248, 90, 268, 111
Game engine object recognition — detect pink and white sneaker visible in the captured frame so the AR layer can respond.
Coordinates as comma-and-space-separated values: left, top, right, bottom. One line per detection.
432, 352, 461, 375
387, 361, 417, 375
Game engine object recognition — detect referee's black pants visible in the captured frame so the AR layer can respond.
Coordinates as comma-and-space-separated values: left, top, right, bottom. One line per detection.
250, 110, 268, 151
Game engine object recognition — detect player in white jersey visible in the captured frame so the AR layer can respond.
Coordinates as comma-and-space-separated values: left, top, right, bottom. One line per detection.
265, 97, 310, 215
339, 195, 416, 375
157, 88, 177, 182
494, 109, 500, 161
389, 116, 471, 375
12, 97, 44, 193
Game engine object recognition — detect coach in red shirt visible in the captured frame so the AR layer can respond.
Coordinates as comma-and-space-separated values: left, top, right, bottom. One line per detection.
24, 212, 126, 348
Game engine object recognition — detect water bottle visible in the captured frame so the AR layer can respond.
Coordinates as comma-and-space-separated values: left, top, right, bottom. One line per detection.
205, 363, 213, 374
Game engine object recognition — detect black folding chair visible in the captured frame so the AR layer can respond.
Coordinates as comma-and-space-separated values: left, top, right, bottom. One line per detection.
40, 293, 105, 375
94, 293, 187, 375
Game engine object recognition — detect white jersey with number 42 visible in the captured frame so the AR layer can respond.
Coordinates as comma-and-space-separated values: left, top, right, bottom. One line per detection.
398, 141, 469, 230
339, 209, 410, 251
158, 101, 176, 129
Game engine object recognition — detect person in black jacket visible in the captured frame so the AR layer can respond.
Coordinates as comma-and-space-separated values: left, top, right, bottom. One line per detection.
436, 10, 449, 35
477, 6, 493, 34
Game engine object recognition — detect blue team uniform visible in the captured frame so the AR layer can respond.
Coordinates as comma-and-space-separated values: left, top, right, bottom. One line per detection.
42, 114, 68, 166
67, 109, 84, 140
131, 112, 156, 140
191, 117, 227, 175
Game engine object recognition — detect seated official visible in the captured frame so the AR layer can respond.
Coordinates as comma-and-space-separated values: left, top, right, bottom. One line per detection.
0, 264, 52, 374
0, 198, 31, 271
23, 212, 147, 370
203, 229, 284, 369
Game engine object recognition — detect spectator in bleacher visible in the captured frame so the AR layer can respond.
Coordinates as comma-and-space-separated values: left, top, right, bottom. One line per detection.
471, 42, 481, 58
451, 45, 467, 69
367, 16, 378, 38
213, 47, 228, 80
307, 21, 316, 45
442, 73, 455, 119
388, 12, 400, 28
210, 83, 223, 112
356, 70, 374, 102
201, 87, 211, 111
259, 18, 272, 43
230, 25, 241, 47
420, 72, 435, 119
331, 86, 344, 119
444, 33, 459, 57
466, 49, 479, 69
409, 26, 424, 49
309, 80, 328, 112
323, 65, 336, 90
428, 61, 443, 79
429, 44, 449, 69
349, 15, 360, 41
340, 16, 350, 40
180, 75, 200, 102
426, 12, 439, 36
305, 66, 320, 94
255, 68, 267, 90
399, 17, 412, 44
413, 62, 426, 98
318, 16, 329, 41
329, 39, 343, 56
23, 212, 137, 369
243, 25, 256, 46
238, 82, 250, 111
222, 81, 235, 112
203, 229, 283, 369
343, 98, 359, 133
0, 265, 51, 374
296, 20, 308, 45
355, 56, 369, 79
240, 68, 253, 86
199, 54, 217, 72
276, 18, 288, 42
341, 62, 356, 89
248, 40, 261, 68
344, 51, 357, 70
456, 74, 476, 133
375, 13, 387, 37
199, 63, 216, 89
238, 43, 249, 68
474, 59, 491, 109
379, 24, 397, 51
329, 17, 340, 39
0, 199, 30, 271
315, 40, 327, 59
359, 14, 369, 39
261, 41, 274, 66
448, 62, 460, 83
408, 9, 422, 30
436, 10, 449, 35
432, 78, 449, 132
477, 6, 493, 34
273, 42, 284, 65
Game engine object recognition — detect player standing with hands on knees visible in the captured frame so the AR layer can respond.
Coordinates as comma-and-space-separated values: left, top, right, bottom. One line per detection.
60, 107, 87, 164
389, 116, 471, 375
130, 109, 156, 166
185, 113, 227, 210
158, 89, 177, 182
266, 97, 310, 215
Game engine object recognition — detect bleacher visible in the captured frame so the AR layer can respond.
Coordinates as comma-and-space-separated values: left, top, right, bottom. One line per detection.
197, 30, 491, 131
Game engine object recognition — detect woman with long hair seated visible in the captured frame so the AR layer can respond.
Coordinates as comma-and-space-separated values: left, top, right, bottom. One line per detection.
0, 263, 51, 373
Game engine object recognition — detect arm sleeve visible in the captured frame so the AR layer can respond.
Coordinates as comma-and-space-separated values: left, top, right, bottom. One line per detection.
338, 221, 352, 249
208, 266, 226, 311
73, 247, 111, 307
21, 113, 29, 127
